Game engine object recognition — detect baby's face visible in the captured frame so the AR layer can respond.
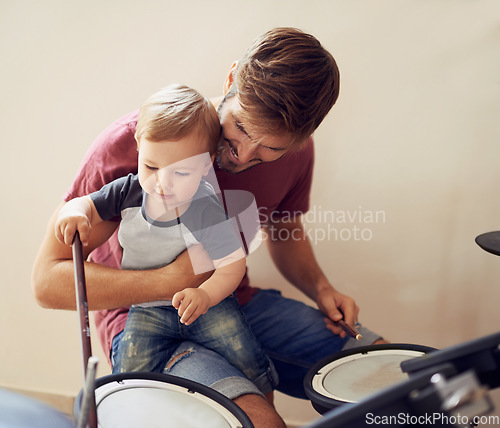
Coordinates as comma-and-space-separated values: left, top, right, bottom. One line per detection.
138, 135, 212, 209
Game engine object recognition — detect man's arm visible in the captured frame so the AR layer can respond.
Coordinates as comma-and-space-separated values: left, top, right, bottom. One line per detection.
32, 202, 211, 311
263, 218, 359, 338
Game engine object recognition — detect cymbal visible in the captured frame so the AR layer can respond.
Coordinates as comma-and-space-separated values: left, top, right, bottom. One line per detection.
475, 231, 500, 256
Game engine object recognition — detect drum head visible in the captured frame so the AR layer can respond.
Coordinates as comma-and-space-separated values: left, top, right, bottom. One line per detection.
74, 372, 253, 428
305, 343, 436, 414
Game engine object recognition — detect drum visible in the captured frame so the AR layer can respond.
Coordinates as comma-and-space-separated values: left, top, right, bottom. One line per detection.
73, 372, 253, 428
304, 343, 436, 414
0, 388, 75, 428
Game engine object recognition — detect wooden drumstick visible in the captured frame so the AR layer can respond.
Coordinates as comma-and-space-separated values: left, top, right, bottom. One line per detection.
72, 231, 93, 377
72, 231, 98, 428
337, 319, 362, 340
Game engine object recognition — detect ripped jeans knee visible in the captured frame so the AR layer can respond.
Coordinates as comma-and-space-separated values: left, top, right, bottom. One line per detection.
164, 347, 194, 371
162, 341, 270, 400
164, 342, 278, 395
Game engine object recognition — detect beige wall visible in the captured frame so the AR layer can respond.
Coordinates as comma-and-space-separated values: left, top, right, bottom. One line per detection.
1, 0, 500, 425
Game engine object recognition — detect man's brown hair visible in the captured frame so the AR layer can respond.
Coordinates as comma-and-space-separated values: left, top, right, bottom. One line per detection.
234, 27, 340, 149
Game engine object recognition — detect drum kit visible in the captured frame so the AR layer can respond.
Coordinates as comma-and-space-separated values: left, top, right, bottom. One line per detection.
304, 333, 500, 427
67, 231, 500, 427
303, 231, 500, 427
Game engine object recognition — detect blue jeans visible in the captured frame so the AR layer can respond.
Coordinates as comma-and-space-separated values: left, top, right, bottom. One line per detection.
112, 289, 381, 400
112, 295, 277, 395
241, 289, 380, 398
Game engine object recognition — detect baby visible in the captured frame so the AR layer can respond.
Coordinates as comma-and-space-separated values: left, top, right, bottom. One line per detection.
55, 84, 276, 394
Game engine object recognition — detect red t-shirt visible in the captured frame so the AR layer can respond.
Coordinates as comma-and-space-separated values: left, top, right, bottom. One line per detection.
64, 110, 314, 359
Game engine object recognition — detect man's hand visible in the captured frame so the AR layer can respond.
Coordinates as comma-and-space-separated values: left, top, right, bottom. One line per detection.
171, 244, 214, 290
172, 288, 211, 325
316, 287, 360, 338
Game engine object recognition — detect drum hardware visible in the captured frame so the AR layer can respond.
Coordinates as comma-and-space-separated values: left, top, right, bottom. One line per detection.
405, 368, 493, 428
430, 371, 492, 426
77, 356, 98, 428
400, 332, 500, 426
401, 332, 500, 390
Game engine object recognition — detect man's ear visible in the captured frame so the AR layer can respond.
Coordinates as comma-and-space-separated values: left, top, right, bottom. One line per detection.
223, 61, 238, 95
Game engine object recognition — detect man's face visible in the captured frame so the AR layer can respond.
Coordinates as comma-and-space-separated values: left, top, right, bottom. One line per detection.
216, 95, 291, 174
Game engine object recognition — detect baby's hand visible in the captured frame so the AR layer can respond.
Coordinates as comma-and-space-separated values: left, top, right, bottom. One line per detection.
172, 288, 211, 325
55, 205, 91, 246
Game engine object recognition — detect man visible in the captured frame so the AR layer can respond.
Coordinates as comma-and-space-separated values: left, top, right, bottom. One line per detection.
32, 28, 384, 427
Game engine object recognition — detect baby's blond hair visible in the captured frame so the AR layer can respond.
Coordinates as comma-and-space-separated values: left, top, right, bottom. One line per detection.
136, 84, 221, 155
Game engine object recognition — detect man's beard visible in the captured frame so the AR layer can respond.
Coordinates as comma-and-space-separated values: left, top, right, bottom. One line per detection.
215, 142, 263, 175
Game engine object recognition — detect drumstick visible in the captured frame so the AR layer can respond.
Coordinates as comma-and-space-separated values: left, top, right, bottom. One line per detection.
72, 231, 98, 428
337, 319, 362, 340
72, 231, 93, 377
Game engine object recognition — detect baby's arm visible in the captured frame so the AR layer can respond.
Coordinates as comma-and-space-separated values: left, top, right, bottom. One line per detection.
55, 196, 103, 246
172, 248, 246, 325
